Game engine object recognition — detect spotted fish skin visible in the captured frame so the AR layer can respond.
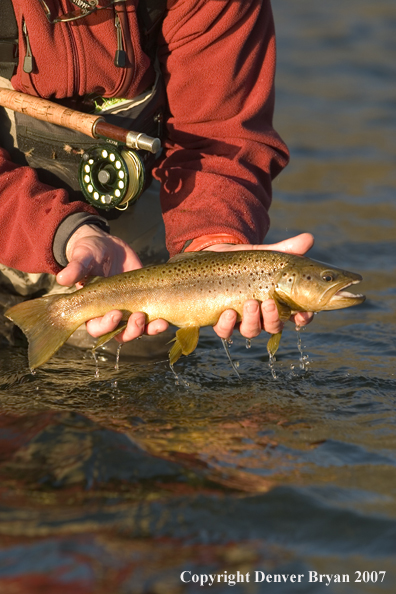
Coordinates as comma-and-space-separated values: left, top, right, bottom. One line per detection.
5, 250, 365, 369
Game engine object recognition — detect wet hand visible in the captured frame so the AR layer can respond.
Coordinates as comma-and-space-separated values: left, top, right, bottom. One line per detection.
85, 310, 169, 343
208, 233, 315, 339
56, 224, 169, 341
56, 224, 142, 287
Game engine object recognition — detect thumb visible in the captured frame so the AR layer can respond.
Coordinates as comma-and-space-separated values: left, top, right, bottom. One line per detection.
56, 255, 94, 287
266, 233, 315, 256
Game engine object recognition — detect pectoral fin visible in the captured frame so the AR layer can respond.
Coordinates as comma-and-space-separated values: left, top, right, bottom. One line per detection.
265, 299, 290, 357
92, 310, 131, 350
267, 331, 282, 357
168, 326, 200, 365
274, 300, 292, 322
93, 322, 128, 350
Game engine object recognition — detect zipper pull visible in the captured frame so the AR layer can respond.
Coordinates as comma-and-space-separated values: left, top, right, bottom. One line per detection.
114, 13, 126, 68
22, 20, 35, 73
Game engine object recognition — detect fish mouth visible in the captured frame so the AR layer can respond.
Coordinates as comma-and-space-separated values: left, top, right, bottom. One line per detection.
324, 279, 366, 309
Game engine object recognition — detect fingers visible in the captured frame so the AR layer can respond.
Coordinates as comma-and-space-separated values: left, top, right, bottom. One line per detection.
115, 315, 169, 342
239, 300, 262, 338
262, 233, 315, 256
213, 309, 238, 339
204, 233, 315, 256
213, 299, 284, 340
214, 300, 273, 339
291, 311, 314, 327
56, 258, 92, 287
85, 304, 308, 346
86, 310, 169, 342
238, 299, 283, 338
261, 299, 284, 334
86, 310, 124, 338
145, 319, 169, 336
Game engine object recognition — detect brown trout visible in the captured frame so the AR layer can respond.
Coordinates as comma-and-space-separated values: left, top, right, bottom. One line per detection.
5, 250, 365, 370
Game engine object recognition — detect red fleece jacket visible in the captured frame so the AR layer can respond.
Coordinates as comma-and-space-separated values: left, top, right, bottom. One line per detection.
0, 0, 288, 273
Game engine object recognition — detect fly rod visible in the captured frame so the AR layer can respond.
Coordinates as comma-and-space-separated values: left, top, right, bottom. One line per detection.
0, 87, 161, 153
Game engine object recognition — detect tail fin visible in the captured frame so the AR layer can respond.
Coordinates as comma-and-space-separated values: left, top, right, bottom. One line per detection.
5, 295, 81, 370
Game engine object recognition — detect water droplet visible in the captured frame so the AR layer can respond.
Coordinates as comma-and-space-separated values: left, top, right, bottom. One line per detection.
92, 351, 100, 379
115, 343, 123, 371
295, 325, 310, 371
246, 338, 252, 349
221, 338, 241, 379
268, 351, 277, 379
169, 363, 189, 387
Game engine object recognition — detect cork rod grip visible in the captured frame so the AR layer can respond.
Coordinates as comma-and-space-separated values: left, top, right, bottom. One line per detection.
0, 87, 101, 138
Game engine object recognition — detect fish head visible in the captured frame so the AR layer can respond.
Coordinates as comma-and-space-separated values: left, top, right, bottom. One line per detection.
274, 256, 365, 312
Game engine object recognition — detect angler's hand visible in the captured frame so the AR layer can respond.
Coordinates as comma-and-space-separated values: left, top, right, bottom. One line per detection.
207, 233, 315, 340
56, 224, 169, 341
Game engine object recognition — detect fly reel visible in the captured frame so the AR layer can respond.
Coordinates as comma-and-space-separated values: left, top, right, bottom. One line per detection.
78, 145, 145, 210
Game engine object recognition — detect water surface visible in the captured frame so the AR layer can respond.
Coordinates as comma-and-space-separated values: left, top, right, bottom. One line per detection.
0, 1, 395, 592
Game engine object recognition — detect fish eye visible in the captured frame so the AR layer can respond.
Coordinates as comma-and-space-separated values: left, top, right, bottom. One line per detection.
322, 272, 335, 282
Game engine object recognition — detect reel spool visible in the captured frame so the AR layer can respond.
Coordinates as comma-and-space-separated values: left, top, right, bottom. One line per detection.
78, 145, 145, 210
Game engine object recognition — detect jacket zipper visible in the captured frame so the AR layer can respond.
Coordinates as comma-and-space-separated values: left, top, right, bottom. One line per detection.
67, 21, 80, 96
21, 3, 135, 99
114, 13, 127, 68
20, 18, 38, 94
111, 1, 135, 98
22, 20, 35, 73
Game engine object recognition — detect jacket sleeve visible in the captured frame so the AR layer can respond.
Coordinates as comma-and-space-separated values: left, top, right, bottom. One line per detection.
153, 0, 289, 257
0, 147, 105, 274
